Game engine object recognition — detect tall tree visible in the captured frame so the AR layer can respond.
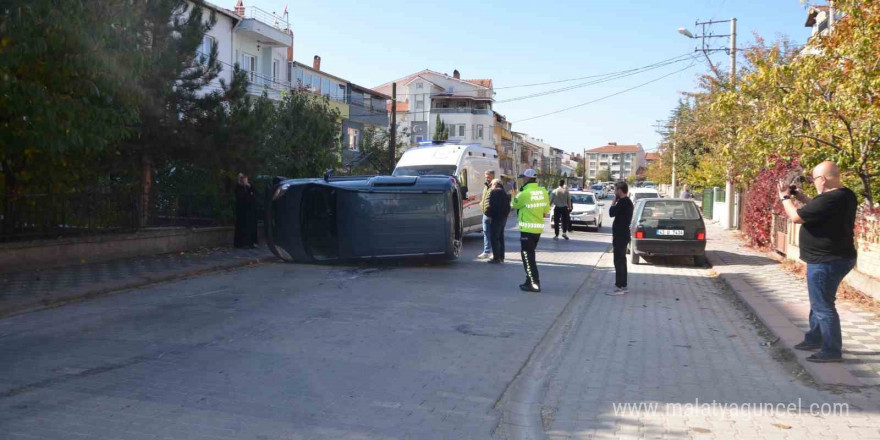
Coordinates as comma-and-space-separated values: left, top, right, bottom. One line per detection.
263, 91, 342, 179
124, 0, 221, 223
0, 0, 140, 195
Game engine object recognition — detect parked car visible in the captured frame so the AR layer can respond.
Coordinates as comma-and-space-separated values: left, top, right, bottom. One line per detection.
393, 141, 499, 234
629, 198, 706, 266
641, 181, 657, 189
266, 175, 463, 263
591, 184, 607, 199
630, 187, 661, 202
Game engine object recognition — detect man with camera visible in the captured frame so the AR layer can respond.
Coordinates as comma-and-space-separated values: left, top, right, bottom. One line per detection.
777, 161, 858, 363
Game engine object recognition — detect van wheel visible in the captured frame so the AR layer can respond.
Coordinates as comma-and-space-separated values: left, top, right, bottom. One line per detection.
631, 252, 640, 265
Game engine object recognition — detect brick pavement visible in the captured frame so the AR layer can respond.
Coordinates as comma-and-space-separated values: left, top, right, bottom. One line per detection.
0, 246, 273, 316
540, 251, 880, 440
705, 222, 880, 386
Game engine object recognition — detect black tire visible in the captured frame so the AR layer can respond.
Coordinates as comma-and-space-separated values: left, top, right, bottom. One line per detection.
631, 251, 640, 265
694, 254, 707, 267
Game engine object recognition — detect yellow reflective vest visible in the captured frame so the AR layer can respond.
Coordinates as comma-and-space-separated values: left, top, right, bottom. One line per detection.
511, 182, 551, 234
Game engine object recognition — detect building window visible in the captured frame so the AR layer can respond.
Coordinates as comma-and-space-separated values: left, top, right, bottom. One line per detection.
240, 53, 256, 81
416, 82, 423, 89
348, 128, 360, 151
272, 59, 280, 82
415, 96, 424, 111
456, 101, 467, 109
311, 75, 321, 91
322, 78, 331, 96
199, 35, 214, 64
296, 69, 304, 87
458, 124, 465, 137
476, 124, 484, 140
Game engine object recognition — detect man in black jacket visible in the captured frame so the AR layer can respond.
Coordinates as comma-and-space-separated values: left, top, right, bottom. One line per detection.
486, 179, 511, 264
608, 181, 633, 295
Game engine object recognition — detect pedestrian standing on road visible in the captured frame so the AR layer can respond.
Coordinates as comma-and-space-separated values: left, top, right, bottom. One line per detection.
478, 170, 496, 260
607, 181, 634, 295
487, 179, 511, 264
234, 173, 257, 248
512, 169, 551, 292
777, 161, 858, 363
551, 180, 573, 240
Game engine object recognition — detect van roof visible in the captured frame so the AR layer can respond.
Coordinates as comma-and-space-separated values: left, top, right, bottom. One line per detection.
396, 143, 498, 167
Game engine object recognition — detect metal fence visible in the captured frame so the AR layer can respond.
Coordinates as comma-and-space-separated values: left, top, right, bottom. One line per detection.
0, 192, 237, 243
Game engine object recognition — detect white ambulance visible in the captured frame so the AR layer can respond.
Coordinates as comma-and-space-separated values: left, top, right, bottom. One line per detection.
392, 141, 500, 233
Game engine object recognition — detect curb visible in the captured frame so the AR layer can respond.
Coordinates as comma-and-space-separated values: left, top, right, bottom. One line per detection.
706, 250, 864, 387
0, 254, 277, 319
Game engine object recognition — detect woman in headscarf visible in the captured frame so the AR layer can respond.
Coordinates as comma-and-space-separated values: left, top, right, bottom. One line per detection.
234, 173, 257, 248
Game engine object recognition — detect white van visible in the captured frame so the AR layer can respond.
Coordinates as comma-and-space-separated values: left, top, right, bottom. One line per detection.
393, 142, 500, 233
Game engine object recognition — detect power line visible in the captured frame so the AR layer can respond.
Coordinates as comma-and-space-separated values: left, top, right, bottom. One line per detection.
385, 51, 698, 97
496, 55, 697, 104
511, 62, 697, 124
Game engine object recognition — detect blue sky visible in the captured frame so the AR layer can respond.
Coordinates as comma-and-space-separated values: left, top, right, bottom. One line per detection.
249, 0, 813, 154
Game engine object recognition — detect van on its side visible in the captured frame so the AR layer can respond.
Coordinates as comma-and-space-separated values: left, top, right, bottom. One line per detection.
393, 141, 500, 233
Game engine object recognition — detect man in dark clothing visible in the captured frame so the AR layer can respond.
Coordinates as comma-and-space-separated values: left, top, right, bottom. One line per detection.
486, 179, 511, 264
608, 181, 634, 295
777, 161, 858, 363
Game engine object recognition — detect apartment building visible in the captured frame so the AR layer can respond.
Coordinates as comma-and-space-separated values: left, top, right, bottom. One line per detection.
494, 112, 515, 176
374, 69, 495, 149
585, 142, 646, 181
194, 1, 293, 100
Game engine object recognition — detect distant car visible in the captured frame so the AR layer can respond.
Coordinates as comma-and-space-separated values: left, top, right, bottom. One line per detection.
641, 181, 657, 189
629, 198, 706, 266
590, 184, 607, 199
266, 175, 464, 263
631, 187, 661, 202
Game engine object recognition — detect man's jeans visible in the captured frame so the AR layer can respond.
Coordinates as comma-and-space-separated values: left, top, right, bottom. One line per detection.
482, 215, 492, 254
804, 258, 856, 357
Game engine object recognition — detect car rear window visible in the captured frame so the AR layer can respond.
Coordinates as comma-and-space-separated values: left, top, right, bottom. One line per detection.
640, 200, 701, 220
572, 194, 595, 204
632, 192, 659, 201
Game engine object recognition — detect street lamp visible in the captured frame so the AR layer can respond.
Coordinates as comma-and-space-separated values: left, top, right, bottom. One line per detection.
677, 28, 694, 38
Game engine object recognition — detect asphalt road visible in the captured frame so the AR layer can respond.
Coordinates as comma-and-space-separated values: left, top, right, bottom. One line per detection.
0, 219, 613, 440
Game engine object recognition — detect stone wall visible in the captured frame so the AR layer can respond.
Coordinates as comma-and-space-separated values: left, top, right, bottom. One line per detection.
0, 227, 234, 273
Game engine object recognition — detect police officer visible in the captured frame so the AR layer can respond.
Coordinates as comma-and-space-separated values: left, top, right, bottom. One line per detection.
511, 169, 551, 292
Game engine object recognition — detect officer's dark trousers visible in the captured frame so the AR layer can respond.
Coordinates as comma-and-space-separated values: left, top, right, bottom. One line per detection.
520, 232, 541, 287
612, 236, 629, 288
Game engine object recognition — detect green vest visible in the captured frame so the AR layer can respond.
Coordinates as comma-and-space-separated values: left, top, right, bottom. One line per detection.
512, 182, 551, 233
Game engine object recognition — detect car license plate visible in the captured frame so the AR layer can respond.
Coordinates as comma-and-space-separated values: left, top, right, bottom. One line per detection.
657, 229, 684, 236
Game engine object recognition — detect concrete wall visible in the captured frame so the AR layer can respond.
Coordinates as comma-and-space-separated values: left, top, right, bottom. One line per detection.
0, 227, 234, 273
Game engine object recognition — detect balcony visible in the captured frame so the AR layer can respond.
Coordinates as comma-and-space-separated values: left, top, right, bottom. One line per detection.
433, 108, 492, 115
236, 6, 291, 47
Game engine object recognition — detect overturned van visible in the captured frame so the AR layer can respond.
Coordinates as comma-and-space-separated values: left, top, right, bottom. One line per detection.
266, 175, 464, 263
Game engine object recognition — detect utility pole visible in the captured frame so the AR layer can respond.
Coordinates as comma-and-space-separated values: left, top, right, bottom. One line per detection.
671, 118, 678, 198
679, 17, 737, 228
389, 82, 397, 173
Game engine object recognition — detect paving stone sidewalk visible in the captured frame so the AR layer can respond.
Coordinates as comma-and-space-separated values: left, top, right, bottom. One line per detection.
0, 246, 274, 316
542, 251, 880, 440
705, 221, 880, 386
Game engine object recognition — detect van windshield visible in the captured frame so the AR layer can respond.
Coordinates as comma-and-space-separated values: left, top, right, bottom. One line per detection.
393, 165, 458, 177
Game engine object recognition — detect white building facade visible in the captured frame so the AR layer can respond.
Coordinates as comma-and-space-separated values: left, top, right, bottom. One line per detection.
195, 1, 293, 101
374, 70, 495, 150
